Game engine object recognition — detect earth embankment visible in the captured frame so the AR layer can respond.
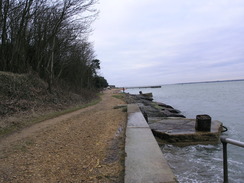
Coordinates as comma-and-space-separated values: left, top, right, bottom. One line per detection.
0, 71, 97, 136
0, 89, 127, 182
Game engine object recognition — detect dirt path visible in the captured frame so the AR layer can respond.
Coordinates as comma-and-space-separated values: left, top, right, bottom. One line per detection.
0, 89, 127, 183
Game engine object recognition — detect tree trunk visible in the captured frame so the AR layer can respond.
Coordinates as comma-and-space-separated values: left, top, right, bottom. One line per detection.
1, 0, 9, 71
47, 37, 55, 93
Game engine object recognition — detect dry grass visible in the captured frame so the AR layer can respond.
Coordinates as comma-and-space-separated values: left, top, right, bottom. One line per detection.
0, 71, 99, 137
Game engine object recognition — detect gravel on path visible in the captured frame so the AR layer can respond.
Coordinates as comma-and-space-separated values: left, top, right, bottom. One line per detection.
0, 89, 127, 183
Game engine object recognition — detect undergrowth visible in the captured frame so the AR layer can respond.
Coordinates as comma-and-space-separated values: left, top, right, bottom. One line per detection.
0, 71, 101, 137
0, 97, 101, 137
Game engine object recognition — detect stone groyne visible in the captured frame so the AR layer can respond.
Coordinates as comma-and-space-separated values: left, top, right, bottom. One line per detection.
125, 93, 223, 146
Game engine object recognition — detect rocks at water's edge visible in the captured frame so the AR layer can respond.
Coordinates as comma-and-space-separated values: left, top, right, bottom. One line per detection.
125, 92, 223, 145
125, 93, 186, 120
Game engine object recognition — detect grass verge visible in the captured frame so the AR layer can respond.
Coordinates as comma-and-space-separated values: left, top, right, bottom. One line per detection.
112, 93, 125, 101
0, 97, 101, 137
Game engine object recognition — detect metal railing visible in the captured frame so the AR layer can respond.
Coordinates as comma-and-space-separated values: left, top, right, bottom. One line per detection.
220, 137, 244, 183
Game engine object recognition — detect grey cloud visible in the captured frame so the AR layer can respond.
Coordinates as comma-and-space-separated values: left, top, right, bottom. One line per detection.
90, 0, 244, 86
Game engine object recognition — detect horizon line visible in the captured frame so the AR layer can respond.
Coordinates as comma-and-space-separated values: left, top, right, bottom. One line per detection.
123, 78, 244, 88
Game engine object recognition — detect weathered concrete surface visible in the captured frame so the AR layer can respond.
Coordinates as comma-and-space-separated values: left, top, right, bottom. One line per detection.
125, 128, 177, 183
127, 103, 142, 113
149, 117, 223, 145
127, 111, 149, 128
125, 104, 177, 183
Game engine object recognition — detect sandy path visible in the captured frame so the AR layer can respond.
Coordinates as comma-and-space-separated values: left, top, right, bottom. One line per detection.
0, 89, 127, 183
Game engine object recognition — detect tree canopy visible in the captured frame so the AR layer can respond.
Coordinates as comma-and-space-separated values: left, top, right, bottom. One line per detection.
0, 0, 108, 92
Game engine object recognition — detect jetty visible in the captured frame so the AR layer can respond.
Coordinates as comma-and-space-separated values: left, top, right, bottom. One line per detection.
149, 117, 222, 145
125, 93, 223, 145
124, 92, 223, 182
126, 85, 161, 89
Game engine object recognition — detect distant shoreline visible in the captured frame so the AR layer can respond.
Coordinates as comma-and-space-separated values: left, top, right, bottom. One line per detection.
125, 79, 244, 88
169, 78, 244, 86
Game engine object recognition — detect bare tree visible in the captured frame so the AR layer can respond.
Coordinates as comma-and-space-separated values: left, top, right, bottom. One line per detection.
0, 0, 102, 92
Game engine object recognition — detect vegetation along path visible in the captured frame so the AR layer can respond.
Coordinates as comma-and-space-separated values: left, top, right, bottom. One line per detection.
0, 89, 127, 183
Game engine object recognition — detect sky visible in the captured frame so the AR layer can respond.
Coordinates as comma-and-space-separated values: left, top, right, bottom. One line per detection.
89, 0, 244, 87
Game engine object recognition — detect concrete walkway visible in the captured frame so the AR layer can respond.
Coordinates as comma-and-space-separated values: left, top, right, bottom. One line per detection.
125, 104, 177, 183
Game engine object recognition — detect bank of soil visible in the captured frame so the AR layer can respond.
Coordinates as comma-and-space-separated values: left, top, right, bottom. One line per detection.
0, 89, 127, 182
0, 71, 97, 136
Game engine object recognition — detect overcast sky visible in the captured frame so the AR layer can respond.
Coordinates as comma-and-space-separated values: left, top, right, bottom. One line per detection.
89, 0, 244, 87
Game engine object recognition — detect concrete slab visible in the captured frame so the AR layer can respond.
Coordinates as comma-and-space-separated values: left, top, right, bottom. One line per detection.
149, 118, 221, 134
127, 112, 149, 128
127, 104, 141, 113
125, 104, 177, 183
125, 128, 177, 183
149, 118, 222, 145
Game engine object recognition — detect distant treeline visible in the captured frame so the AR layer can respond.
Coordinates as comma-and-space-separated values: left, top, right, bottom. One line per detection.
0, 0, 108, 92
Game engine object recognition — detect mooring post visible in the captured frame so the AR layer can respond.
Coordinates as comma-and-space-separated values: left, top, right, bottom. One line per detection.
195, 114, 211, 131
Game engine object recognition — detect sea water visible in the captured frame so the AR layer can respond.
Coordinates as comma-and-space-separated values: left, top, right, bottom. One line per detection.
126, 81, 244, 183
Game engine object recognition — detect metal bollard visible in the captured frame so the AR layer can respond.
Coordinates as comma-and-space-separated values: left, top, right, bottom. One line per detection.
195, 114, 211, 131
